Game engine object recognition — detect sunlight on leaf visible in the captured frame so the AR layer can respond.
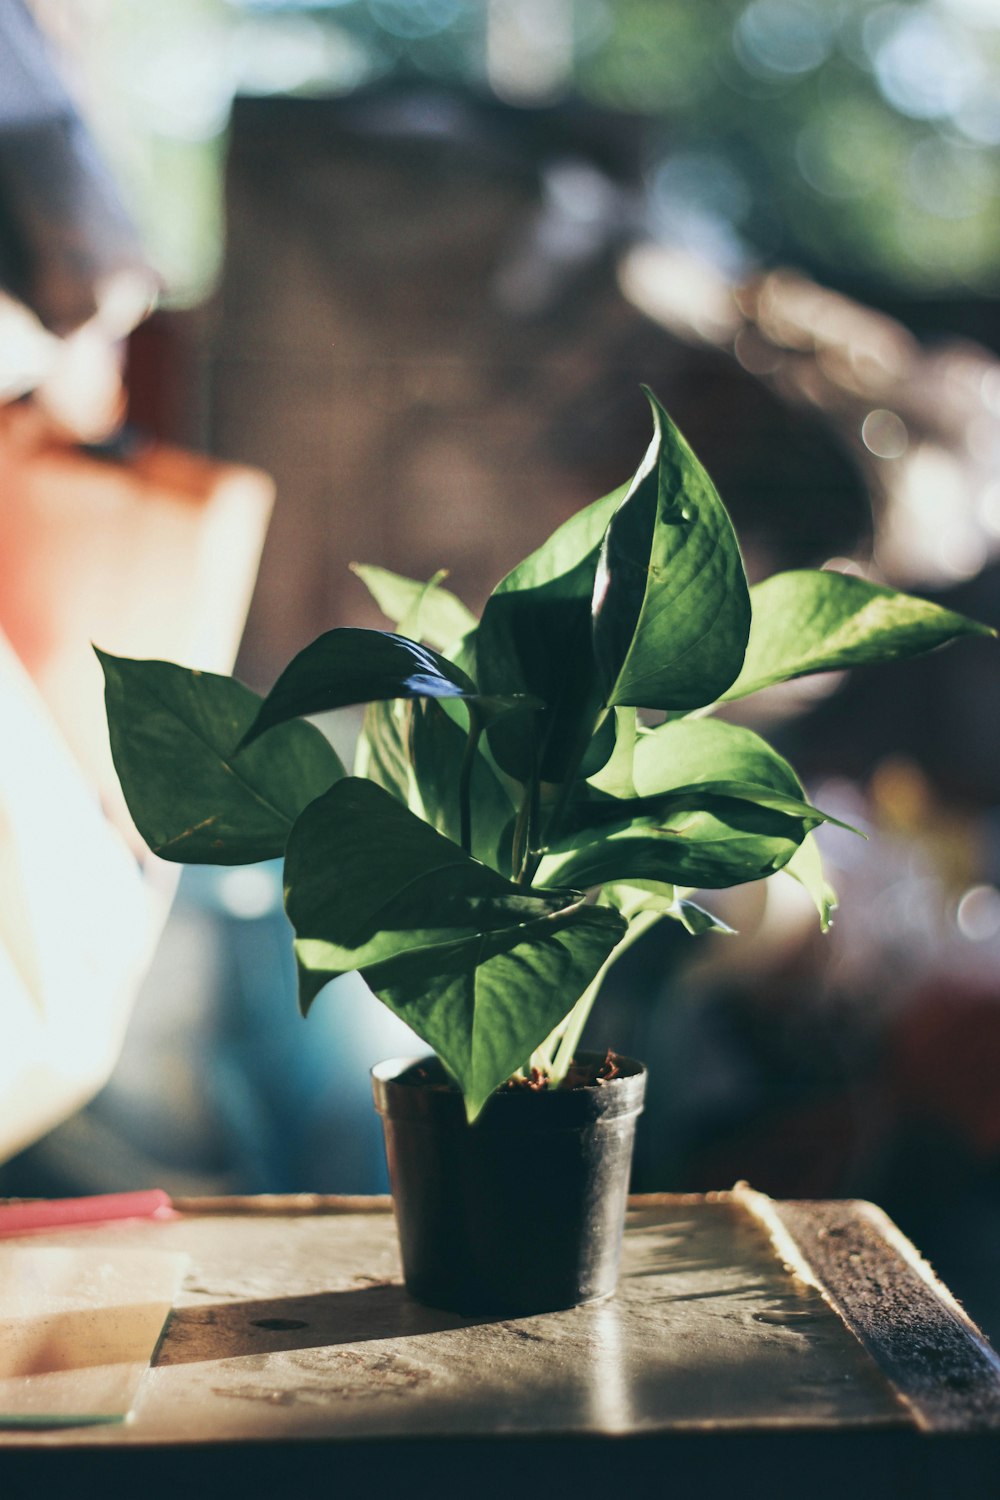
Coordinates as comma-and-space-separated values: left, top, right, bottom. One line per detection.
593, 389, 751, 709
99, 650, 344, 864
724, 570, 994, 701
350, 563, 477, 652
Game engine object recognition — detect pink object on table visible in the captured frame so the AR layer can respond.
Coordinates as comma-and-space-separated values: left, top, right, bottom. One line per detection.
0, 1189, 175, 1236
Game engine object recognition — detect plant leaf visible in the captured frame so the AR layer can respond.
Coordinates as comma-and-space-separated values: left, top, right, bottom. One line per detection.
350, 564, 476, 652
540, 796, 819, 891
240, 628, 529, 748
567, 779, 850, 833
593, 388, 751, 710
98, 650, 345, 864
601, 879, 733, 934
782, 832, 838, 932
600, 878, 674, 920
242, 628, 473, 744
631, 716, 806, 801
354, 699, 412, 806
723, 570, 995, 701
541, 717, 835, 889
673, 897, 735, 935
357, 907, 625, 1121
476, 484, 627, 781
284, 778, 625, 1119
586, 707, 638, 797
285, 778, 569, 975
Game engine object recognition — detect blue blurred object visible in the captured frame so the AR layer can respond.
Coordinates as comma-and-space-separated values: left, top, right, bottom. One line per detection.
0, 862, 422, 1197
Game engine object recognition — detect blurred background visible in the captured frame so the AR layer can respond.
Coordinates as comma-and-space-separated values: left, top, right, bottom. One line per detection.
2, 0, 1000, 1339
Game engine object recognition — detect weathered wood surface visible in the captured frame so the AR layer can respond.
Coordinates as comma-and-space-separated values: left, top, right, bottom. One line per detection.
754, 1194, 1000, 1434
3, 1191, 999, 1499
4, 1188, 996, 1447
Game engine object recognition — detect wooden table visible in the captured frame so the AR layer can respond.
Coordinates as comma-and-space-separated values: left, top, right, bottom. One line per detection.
2, 1188, 998, 1499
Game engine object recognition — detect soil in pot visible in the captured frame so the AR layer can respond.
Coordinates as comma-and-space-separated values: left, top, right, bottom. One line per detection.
372, 1051, 646, 1316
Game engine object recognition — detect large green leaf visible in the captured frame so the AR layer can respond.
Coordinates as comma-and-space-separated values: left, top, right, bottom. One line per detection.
240, 629, 475, 747
592, 389, 751, 710
240, 628, 531, 749
631, 717, 806, 801
545, 715, 825, 888
286, 777, 584, 977
540, 796, 819, 891
350, 564, 476, 652
723, 570, 994, 701
98, 650, 345, 864
566, 778, 848, 833
476, 484, 626, 781
357, 909, 624, 1121
285, 778, 625, 1118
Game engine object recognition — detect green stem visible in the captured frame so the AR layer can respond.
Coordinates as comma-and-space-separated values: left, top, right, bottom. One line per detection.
517, 769, 541, 885
519, 707, 605, 887
458, 709, 483, 855
512, 721, 541, 885
510, 782, 532, 882
549, 908, 661, 1083
548, 970, 605, 1083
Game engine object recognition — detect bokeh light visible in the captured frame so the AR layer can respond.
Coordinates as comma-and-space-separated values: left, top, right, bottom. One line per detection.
33, 0, 1000, 301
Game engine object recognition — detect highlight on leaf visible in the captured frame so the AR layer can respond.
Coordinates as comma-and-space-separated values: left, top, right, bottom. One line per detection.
724, 569, 994, 702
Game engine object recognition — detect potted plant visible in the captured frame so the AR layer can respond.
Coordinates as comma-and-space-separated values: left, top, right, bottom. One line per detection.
100, 389, 990, 1314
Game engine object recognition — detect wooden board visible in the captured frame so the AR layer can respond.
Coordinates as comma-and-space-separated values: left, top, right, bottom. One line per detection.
1, 1191, 997, 1499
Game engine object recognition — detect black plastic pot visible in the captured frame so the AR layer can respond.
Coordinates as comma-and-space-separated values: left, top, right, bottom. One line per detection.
372, 1052, 646, 1315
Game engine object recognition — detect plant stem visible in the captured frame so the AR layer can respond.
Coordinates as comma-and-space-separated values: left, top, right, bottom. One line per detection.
516, 770, 541, 884
513, 727, 541, 884
458, 709, 483, 855
519, 707, 604, 887
549, 908, 662, 1082
510, 783, 531, 882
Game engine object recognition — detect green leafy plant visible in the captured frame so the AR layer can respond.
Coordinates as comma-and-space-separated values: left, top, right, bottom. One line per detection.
100, 390, 991, 1120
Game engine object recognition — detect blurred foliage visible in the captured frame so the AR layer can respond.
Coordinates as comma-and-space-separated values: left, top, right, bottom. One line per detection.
45, 0, 1000, 303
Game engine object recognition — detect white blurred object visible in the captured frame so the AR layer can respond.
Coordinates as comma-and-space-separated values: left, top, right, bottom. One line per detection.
0, 631, 170, 1162
0, 401, 273, 1160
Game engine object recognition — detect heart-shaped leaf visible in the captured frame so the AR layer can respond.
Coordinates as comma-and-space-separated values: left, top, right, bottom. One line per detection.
476, 484, 627, 781
723, 570, 995, 701
98, 650, 345, 864
284, 778, 625, 1118
356, 907, 625, 1120
631, 717, 806, 801
540, 796, 819, 891
593, 388, 751, 709
351, 564, 476, 652
567, 779, 850, 834
285, 777, 583, 976
542, 715, 837, 888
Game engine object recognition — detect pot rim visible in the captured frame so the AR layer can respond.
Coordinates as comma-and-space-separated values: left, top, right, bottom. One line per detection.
372, 1051, 646, 1129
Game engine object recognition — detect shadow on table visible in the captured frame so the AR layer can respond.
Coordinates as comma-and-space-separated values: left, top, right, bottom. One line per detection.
156, 1283, 495, 1364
